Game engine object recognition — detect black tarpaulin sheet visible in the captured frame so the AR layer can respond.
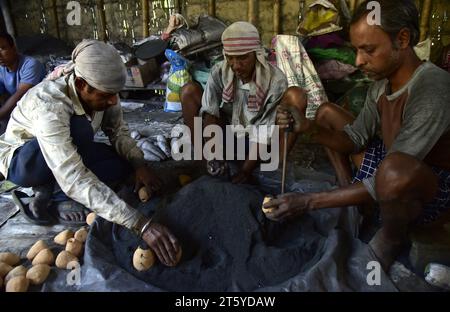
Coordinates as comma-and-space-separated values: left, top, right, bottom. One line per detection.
42, 175, 398, 292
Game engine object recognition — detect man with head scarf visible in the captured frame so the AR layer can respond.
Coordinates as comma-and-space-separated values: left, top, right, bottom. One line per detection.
0, 40, 180, 266
181, 21, 306, 183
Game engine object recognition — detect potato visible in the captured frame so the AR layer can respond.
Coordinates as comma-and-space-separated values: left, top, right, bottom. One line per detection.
178, 174, 192, 187
0, 252, 20, 266
0, 261, 13, 278
65, 238, 83, 257
74, 227, 88, 243
261, 195, 275, 214
26, 264, 51, 285
138, 187, 150, 203
0, 276, 3, 288
54, 229, 74, 245
32, 248, 54, 266
27, 240, 49, 261
132, 247, 155, 271
55, 250, 79, 269
5, 275, 29, 292
5, 265, 27, 284
86, 212, 96, 226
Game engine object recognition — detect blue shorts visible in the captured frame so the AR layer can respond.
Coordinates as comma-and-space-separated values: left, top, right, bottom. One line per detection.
353, 139, 450, 224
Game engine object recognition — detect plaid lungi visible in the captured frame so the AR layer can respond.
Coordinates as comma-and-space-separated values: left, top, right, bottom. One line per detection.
353, 138, 450, 224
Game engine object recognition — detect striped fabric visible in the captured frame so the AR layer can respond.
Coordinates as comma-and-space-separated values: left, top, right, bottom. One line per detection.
220, 22, 270, 112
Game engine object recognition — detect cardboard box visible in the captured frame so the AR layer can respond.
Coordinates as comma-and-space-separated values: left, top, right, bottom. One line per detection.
124, 58, 160, 88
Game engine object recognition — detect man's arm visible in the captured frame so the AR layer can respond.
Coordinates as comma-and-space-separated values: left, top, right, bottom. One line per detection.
0, 83, 34, 119
102, 102, 162, 194
264, 182, 373, 221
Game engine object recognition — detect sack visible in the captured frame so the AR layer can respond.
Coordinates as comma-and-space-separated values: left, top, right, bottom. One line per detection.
272, 35, 328, 119
164, 49, 191, 112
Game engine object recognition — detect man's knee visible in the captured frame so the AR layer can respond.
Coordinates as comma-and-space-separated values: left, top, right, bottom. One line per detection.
180, 82, 203, 108
282, 86, 307, 114
315, 102, 339, 128
375, 152, 438, 201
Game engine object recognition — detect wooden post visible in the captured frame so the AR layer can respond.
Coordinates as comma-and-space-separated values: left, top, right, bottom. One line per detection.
174, 0, 181, 14
208, 0, 215, 17
142, 0, 149, 38
0, 0, 15, 37
248, 0, 257, 26
348, 0, 357, 14
96, 0, 108, 41
274, 0, 281, 36
51, 0, 60, 39
420, 0, 432, 42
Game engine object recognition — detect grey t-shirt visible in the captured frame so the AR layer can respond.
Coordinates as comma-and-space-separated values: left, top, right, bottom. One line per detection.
344, 61, 450, 199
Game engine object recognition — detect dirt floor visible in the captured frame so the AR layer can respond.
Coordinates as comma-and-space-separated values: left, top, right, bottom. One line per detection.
0, 92, 443, 292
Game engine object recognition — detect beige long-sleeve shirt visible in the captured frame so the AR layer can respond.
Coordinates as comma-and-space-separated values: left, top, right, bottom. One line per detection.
0, 74, 146, 230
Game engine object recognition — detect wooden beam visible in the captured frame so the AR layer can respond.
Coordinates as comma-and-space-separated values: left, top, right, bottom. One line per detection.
248, 0, 257, 26
96, 0, 108, 41
142, 0, 149, 38
51, 0, 60, 39
208, 0, 215, 17
0, 0, 15, 37
348, 0, 357, 14
174, 0, 181, 14
273, 0, 281, 36
420, 0, 432, 42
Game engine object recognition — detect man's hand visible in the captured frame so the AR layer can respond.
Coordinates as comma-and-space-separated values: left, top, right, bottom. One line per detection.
142, 222, 179, 266
135, 165, 162, 197
263, 192, 314, 221
276, 104, 307, 134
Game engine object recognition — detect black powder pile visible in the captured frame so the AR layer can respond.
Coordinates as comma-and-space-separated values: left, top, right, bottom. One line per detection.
111, 176, 325, 291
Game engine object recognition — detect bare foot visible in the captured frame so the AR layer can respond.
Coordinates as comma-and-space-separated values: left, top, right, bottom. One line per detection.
368, 229, 408, 272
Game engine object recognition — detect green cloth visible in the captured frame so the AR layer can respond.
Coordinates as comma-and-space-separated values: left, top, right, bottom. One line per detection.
307, 47, 356, 66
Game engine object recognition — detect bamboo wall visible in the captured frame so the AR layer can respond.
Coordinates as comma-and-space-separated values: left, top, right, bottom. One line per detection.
4, 0, 450, 50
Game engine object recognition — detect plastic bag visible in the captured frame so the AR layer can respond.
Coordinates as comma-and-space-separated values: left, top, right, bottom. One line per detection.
164, 49, 191, 112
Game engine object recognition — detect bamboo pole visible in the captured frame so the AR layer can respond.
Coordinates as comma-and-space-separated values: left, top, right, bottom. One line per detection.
174, 0, 181, 14
208, 0, 216, 17
348, 0, 357, 14
0, 0, 15, 37
96, 0, 108, 41
248, 0, 257, 26
274, 0, 281, 36
51, 0, 60, 39
420, 0, 432, 42
142, 0, 149, 38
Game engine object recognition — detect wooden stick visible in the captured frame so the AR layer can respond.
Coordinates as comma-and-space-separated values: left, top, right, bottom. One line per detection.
51, 0, 60, 39
274, 0, 281, 36
142, 0, 149, 38
348, 0, 357, 14
208, 0, 216, 17
0, 0, 15, 37
248, 0, 257, 26
174, 0, 181, 14
420, 0, 432, 42
96, 0, 108, 41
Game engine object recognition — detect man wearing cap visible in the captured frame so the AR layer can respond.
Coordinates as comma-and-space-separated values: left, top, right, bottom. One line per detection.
181, 21, 306, 183
0, 40, 180, 266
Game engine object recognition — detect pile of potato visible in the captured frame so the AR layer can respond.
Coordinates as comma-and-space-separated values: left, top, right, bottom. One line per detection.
0, 212, 97, 292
